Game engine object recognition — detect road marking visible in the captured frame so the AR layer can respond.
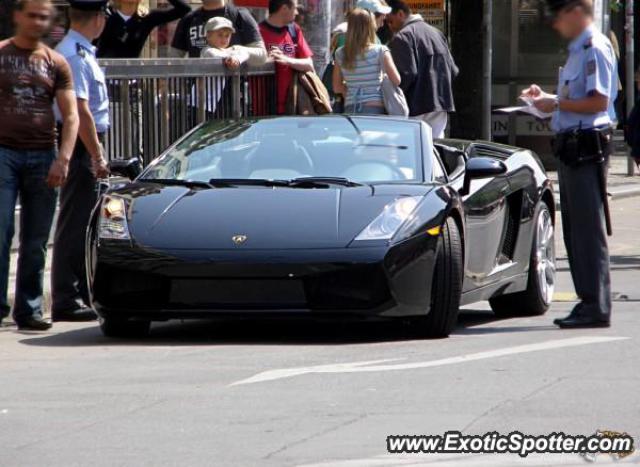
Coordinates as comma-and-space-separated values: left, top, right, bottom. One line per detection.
553, 292, 578, 302
230, 336, 629, 386
229, 359, 401, 386
299, 451, 640, 466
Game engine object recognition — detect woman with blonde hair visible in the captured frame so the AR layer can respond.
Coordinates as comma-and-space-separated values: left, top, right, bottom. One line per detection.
97, 0, 191, 58
333, 8, 401, 114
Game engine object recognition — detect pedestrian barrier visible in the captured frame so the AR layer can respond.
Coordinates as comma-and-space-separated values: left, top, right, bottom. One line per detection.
99, 58, 277, 165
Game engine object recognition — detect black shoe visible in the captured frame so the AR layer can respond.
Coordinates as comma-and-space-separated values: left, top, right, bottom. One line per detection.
0, 309, 8, 326
52, 307, 98, 322
16, 316, 52, 331
553, 303, 583, 326
554, 314, 610, 329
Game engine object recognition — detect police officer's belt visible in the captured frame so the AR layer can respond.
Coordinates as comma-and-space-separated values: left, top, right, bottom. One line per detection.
551, 127, 613, 166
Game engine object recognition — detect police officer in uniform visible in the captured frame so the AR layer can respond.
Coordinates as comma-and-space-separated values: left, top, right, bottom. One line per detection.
522, 0, 617, 328
52, 0, 110, 321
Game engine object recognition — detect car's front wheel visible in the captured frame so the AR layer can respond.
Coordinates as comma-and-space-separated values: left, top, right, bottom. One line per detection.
490, 201, 555, 317
412, 217, 463, 338
100, 317, 151, 338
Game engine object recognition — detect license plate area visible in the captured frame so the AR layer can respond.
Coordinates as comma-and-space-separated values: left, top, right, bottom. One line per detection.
170, 279, 306, 307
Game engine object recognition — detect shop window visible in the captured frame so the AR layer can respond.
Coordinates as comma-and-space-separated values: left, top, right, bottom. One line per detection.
517, 0, 566, 78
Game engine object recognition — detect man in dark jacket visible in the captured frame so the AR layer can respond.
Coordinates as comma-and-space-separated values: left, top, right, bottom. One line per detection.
386, 0, 458, 138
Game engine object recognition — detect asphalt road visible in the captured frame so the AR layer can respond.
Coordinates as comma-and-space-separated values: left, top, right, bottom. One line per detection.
1, 198, 639, 466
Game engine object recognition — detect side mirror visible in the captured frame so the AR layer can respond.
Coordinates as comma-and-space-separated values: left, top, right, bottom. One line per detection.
459, 157, 507, 196
109, 157, 143, 181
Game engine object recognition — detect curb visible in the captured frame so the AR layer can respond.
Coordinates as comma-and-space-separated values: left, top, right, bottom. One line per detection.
610, 186, 640, 201
554, 185, 640, 210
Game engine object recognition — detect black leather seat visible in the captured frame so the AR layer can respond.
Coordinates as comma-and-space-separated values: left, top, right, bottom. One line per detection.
436, 144, 466, 180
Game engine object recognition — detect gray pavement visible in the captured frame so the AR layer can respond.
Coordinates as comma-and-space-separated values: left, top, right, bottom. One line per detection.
1, 199, 639, 466
548, 155, 640, 207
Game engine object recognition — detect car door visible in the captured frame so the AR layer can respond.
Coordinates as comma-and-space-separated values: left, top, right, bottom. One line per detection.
442, 150, 512, 293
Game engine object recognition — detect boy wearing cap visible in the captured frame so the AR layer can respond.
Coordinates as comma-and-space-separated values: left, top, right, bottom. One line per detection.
201, 17, 249, 69
171, 0, 266, 65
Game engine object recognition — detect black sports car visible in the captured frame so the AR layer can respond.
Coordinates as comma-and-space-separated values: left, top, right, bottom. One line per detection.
89, 116, 556, 338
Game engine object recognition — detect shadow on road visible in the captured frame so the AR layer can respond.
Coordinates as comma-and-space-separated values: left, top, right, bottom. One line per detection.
14, 307, 556, 348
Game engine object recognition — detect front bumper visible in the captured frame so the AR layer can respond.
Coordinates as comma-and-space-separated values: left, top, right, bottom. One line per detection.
90, 236, 439, 320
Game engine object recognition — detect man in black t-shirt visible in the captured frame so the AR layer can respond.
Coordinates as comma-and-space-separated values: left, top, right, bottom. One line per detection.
170, 0, 266, 64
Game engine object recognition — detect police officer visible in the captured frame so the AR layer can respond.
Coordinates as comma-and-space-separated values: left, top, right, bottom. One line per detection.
522, 0, 617, 328
51, 0, 110, 322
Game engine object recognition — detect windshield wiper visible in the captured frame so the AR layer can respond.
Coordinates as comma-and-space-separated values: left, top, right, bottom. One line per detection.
287, 177, 363, 188
354, 143, 408, 150
208, 178, 290, 187
142, 178, 214, 189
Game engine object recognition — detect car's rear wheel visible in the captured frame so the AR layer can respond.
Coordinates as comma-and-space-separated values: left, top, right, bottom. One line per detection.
490, 201, 555, 317
100, 317, 151, 338
412, 217, 463, 338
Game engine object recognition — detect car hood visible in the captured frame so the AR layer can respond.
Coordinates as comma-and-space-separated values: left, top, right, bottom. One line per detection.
114, 183, 433, 250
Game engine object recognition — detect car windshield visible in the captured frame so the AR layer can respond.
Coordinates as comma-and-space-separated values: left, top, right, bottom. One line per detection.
140, 117, 427, 184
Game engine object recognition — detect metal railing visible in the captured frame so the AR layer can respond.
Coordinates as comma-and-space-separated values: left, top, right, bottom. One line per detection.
100, 58, 277, 164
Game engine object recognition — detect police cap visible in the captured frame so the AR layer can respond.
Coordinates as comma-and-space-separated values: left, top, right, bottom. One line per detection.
545, 0, 587, 15
68, 0, 108, 12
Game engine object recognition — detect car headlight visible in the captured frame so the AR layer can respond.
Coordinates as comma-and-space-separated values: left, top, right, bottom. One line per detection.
355, 196, 421, 241
98, 196, 130, 240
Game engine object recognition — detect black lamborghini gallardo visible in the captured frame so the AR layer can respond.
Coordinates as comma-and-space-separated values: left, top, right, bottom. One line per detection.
88, 116, 556, 338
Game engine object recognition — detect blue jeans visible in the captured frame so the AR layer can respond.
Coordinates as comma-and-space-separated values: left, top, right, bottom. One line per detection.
0, 146, 57, 322
345, 103, 386, 115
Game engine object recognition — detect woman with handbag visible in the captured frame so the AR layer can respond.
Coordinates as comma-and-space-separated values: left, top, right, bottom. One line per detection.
332, 8, 401, 115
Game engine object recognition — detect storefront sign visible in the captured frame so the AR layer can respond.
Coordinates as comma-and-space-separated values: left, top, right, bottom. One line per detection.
406, 0, 446, 31
492, 114, 554, 137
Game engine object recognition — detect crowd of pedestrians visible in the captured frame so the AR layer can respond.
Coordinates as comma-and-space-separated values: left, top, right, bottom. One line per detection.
0, 0, 462, 330
330, 0, 458, 136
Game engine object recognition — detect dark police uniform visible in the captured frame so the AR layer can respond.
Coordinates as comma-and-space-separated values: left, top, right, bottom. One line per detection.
548, 1, 617, 326
52, 0, 109, 318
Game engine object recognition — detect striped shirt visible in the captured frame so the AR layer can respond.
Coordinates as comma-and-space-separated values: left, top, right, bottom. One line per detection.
335, 44, 386, 107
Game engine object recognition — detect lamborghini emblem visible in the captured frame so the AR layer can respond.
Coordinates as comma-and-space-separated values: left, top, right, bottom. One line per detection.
232, 235, 248, 245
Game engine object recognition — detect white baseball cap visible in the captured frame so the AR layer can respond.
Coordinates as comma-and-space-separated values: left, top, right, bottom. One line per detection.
205, 17, 236, 34
356, 0, 392, 15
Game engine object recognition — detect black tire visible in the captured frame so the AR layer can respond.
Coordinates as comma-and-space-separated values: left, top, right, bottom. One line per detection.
490, 201, 555, 317
100, 317, 151, 338
413, 217, 463, 338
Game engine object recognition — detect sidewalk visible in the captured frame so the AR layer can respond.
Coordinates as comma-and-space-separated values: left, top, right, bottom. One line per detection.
548, 155, 640, 208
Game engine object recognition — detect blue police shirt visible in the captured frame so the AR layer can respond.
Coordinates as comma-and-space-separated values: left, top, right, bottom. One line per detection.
55, 30, 110, 133
551, 24, 618, 133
